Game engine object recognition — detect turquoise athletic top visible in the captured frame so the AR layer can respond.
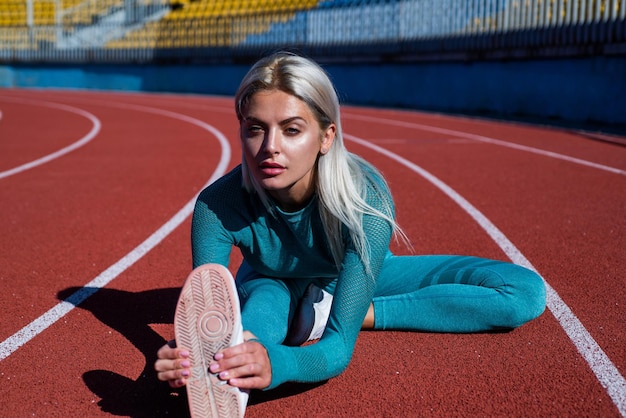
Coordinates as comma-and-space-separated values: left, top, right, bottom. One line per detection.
191, 165, 394, 389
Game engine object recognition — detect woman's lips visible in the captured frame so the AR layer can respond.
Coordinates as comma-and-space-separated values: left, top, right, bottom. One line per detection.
259, 162, 285, 176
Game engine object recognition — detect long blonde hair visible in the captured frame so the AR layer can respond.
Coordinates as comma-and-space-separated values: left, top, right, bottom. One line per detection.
235, 52, 405, 276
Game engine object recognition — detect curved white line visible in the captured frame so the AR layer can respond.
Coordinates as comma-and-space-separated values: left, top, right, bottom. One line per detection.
0, 104, 231, 361
345, 133, 625, 416
344, 113, 626, 176
0, 98, 101, 180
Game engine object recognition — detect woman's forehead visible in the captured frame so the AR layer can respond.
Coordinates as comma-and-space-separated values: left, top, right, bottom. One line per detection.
242, 90, 314, 120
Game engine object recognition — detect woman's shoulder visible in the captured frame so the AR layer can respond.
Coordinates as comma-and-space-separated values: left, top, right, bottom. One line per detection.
197, 165, 246, 207
353, 158, 391, 195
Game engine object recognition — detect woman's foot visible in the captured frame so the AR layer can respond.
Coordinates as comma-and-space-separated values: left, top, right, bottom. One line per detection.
174, 264, 248, 418
284, 283, 333, 346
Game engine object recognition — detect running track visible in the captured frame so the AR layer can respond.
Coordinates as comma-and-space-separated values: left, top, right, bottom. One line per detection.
0, 88, 624, 417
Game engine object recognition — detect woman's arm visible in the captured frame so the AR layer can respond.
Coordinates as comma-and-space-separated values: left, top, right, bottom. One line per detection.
191, 187, 236, 268
264, 204, 393, 389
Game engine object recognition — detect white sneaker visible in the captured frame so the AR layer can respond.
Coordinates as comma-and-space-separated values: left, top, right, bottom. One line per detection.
284, 283, 333, 346
174, 264, 248, 418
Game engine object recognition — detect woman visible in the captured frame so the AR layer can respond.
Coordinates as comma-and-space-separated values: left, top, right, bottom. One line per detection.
155, 52, 546, 417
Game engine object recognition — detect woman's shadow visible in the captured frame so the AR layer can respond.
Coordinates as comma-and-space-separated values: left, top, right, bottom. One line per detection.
58, 286, 323, 417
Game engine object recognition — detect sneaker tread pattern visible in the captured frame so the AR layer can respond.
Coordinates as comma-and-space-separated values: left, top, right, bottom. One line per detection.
175, 266, 242, 418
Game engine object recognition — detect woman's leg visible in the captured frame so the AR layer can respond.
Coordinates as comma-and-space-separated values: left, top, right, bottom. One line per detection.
372, 254, 546, 333
235, 261, 303, 344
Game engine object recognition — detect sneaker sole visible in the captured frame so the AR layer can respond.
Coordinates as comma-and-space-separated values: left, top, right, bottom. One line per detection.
174, 264, 245, 418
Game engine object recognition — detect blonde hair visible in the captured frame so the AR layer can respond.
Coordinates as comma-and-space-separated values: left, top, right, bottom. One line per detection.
235, 52, 406, 276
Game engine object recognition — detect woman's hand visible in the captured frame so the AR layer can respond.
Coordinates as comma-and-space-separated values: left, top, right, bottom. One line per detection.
154, 340, 191, 388
210, 331, 272, 390
154, 332, 271, 390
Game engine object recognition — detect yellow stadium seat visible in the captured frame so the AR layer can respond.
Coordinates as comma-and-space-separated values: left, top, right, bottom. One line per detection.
94, 0, 322, 49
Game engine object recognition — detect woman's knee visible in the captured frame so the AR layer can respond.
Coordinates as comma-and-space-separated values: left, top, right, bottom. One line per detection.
500, 265, 547, 328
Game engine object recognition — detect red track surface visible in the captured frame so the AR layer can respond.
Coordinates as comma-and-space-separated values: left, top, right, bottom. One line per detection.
1, 89, 624, 417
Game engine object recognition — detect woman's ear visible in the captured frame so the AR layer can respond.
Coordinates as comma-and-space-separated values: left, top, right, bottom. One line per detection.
320, 123, 336, 155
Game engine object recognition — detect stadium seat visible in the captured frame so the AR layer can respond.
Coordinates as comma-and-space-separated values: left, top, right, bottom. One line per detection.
105, 0, 320, 49
0, 0, 322, 50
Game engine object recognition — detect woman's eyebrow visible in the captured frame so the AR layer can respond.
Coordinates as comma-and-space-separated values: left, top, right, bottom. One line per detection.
241, 116, 263, 123
242, 116, 307, 125
279, 116, 307, 125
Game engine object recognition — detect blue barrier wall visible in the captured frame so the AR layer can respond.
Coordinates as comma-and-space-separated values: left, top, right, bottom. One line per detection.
327, 56, 626, 127
1, 56, 624, 127
0, 63, 250, 96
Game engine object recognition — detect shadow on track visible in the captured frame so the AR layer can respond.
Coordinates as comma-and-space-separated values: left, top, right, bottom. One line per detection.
58, 286, 325, 417
58, 286, 187, 417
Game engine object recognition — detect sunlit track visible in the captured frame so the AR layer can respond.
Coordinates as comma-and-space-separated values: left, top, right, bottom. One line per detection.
346, 133, 626, 416
2, 89, 236, 117
344, 112, 626, 176
0, 99, 232, 361
1, 90, 624, 417
31, 92, 625, 413
0, 97, 101, 180
344, 109, 626, 414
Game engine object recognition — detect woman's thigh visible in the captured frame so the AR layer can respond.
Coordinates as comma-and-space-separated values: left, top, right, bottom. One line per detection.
375, 254, 516, 297
236, 262, 293, 343
235, 260, 317, 343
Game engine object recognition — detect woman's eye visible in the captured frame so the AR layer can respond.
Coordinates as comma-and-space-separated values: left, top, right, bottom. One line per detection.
285, 127, 300, 136
246, 125, 263, 135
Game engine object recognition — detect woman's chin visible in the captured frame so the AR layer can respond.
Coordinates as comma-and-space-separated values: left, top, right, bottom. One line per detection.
257, 177, 285, 192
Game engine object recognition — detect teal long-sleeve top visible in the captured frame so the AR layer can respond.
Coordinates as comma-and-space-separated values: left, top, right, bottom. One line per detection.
191, 165, 394, 389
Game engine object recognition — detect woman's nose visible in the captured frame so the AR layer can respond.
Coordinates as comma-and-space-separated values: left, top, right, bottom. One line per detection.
263, 128, 280, 154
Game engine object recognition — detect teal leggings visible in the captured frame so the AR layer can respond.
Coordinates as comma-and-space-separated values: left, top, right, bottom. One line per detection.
235, 254, 546, 343
372, 254, 546, 332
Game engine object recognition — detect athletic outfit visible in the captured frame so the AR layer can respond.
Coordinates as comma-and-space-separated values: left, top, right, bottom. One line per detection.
191, 165, 546, 390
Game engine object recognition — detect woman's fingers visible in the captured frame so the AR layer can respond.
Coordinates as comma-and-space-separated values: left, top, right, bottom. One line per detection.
154, 342, 191, 387
211, 340, 272, 389
154, 336, 271, 390
228, 375, 270, 389
157, 339, 188, 357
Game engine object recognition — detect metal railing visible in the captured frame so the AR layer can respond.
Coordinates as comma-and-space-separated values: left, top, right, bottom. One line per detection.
1, 0, 624, 63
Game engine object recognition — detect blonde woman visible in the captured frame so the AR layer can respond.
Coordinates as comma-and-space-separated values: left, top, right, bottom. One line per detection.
155, 52, 546, 417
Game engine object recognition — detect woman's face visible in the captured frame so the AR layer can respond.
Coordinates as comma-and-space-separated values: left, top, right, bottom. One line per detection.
240, 89, 335, 211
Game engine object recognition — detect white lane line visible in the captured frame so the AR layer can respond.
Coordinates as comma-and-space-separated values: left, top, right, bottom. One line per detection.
344, 113, 626, 176
0, 105, 231, 361
0, 98, 101, 180
345, 133, 626, 416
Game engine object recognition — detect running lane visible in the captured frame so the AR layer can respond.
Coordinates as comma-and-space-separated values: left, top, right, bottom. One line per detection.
340, 106, 625, 416
0, 89, 234, 340
0, 97, 96, 173
0, 89, 624, 417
